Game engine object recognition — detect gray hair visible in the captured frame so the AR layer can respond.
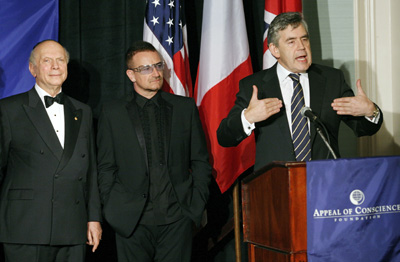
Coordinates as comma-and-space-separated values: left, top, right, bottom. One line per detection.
267, 12, 309, 47
29, 40, 70, 65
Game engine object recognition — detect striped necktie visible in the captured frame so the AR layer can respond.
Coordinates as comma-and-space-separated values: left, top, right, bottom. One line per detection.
289, 73, 311, 161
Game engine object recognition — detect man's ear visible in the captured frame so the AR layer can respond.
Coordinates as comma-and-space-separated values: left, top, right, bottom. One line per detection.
126, 69, 136, 83
29, 63, 36, 78
269, 43, 280, 59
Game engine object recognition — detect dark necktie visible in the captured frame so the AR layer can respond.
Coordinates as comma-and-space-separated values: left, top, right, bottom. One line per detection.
44, 92, 64, 108
289, 73, 311, 161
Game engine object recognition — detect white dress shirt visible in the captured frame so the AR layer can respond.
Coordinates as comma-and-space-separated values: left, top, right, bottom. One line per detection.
35, 84, 65, 148
241, 63, 310, 136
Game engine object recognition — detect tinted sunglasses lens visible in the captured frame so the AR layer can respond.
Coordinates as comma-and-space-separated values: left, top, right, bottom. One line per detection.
141, 66, 153, 74
155, 62, 164, 71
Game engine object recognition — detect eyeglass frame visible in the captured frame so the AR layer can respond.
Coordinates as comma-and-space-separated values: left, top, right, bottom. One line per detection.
128, 61, 165, 75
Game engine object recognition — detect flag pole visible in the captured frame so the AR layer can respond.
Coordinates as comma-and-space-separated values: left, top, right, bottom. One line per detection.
233, 180, 242, 262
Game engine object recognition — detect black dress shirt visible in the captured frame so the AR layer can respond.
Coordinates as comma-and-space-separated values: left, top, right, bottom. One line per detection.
135, 92, 182, 225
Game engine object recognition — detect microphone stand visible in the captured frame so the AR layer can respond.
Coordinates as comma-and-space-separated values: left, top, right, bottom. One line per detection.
313, 122, 338, 160
302, 107, 339, 159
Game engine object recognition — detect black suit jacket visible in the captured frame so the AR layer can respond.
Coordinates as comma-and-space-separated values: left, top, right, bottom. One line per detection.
217, 63, 383, 170
97, 91, 211, 238
0, 88, 101, 245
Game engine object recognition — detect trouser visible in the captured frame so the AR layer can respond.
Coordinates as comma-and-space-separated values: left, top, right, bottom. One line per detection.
3, 243, 86, 262
115, 216, 192, 262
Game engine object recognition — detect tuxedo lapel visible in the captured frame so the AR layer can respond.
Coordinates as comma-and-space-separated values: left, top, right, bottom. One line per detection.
126, 99, 149, 172
23, 88, 63, 161
58, 96, 82, 171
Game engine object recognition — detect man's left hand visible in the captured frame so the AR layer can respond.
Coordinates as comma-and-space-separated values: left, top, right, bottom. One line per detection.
331, 79, 376, 117
87, 221, 102, 252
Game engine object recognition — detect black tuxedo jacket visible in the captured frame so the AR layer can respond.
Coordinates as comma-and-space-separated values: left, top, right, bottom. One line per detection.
97, 91, 211, 237
0, 88, 101, 245
217, 63, 383, 170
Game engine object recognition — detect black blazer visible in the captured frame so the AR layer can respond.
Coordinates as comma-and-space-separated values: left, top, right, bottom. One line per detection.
0, 88, 101, 245
97, 91, 211, 238
217, 63, 383, 170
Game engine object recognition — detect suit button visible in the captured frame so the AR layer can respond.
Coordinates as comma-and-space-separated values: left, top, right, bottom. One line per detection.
40, 150, 44, 154
81, 154, 86, 158
55, 174, 59, 179
75, 200, 80, 204
143, 194, 147, 198
78, 177, 83, 181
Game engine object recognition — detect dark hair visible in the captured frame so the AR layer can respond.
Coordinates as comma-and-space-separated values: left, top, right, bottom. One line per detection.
125, 41, 161, 68
267, 12, 309, 47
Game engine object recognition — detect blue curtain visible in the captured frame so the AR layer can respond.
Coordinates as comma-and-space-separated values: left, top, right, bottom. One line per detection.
0, 0, 58, 98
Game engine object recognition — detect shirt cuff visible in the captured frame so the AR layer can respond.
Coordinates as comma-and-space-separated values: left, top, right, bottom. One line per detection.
241, 108, 255, 136
364, 111, 380, 124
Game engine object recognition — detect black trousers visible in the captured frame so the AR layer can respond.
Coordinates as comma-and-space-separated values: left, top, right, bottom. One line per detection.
3, 243, 86, 262
115, 216, 192, 262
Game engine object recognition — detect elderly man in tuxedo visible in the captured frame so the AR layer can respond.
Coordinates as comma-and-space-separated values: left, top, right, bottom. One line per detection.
218, 12, 382, 169
0, 40, 102, 262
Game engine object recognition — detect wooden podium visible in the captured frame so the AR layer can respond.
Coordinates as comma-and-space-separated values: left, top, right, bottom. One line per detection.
241, 161, 307, 262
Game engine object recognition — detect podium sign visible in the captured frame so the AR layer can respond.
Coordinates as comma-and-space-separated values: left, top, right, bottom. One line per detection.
307, 156, 400, 261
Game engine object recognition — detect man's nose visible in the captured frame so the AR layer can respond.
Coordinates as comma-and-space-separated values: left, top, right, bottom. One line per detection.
150, 66, 160, 76
52, 61, 60, 69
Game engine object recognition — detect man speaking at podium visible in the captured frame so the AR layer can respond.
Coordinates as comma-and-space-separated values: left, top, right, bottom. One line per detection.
217, 12, 382, 170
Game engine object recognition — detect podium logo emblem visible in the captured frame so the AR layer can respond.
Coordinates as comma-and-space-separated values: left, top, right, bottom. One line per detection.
350, 189, 365, 205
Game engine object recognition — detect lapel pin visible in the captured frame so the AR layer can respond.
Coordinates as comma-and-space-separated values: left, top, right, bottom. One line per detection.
74, 117, 78, 120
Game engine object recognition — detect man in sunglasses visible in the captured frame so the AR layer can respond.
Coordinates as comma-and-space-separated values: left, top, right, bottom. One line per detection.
96, 41, 211, 261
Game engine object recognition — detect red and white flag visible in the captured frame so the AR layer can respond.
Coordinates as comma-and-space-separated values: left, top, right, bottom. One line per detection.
143, 0, 192, 96
263, 0, 302, 69
195, 0, 255, 193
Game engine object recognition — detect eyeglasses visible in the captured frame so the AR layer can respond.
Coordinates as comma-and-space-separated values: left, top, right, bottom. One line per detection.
129, 61, 165, 75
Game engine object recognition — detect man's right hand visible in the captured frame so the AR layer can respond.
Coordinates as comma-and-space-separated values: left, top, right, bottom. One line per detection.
244, 85, 282, 124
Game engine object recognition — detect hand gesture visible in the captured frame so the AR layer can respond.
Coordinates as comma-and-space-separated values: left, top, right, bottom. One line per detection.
244, 85, 282, 124
331, 79, 376, 117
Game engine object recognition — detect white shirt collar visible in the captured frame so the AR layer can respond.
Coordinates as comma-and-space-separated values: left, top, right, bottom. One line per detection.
276, 63, 309, 83
34, 84, 63, 107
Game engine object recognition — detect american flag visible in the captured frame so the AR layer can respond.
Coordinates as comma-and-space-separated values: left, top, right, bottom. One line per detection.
263, 0, 302, 69
143, 0, 192, 97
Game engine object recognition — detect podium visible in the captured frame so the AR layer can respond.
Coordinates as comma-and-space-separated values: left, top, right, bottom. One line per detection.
241, 161, 307, 262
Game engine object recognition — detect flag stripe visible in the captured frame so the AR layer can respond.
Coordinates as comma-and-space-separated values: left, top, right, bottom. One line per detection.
198, 58, 255, 191
195, 0, 254, 193
195, 0, 250, 106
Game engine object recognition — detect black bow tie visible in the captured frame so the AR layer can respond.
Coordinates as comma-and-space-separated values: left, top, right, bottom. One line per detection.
44, 93, 65, 108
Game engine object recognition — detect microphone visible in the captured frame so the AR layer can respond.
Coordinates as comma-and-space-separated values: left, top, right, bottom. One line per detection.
300, 106, 338, 159
301, 107, 321, 125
